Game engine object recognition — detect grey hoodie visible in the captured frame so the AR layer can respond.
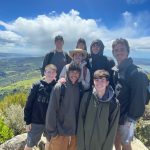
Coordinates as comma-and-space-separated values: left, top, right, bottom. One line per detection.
46, 79, 81, 140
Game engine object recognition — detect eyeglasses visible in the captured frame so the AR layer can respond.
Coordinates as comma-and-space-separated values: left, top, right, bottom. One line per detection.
92, 44, 100, 48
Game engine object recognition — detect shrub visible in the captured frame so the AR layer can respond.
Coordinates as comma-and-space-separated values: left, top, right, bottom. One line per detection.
3, 104, 25, 135
143, 107, 150, 120
0, 92, 27, 113
0, 118, 14, 144
135, 118, 150, 149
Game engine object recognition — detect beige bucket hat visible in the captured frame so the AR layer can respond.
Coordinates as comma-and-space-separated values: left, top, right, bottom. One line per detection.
69, 48, 87, 59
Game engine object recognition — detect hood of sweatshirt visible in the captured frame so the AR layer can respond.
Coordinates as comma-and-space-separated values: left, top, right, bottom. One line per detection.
90, 39, 104, 56
93, 85, 114, 103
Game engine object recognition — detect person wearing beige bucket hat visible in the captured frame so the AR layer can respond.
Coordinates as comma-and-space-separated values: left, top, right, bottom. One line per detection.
59, 48, 90, 90
69, 48, 87, 61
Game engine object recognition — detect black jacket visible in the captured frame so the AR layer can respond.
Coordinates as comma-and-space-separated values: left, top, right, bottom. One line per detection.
24, 80, 56, 125
89, 53, 115, 87
113, 58, 147, 124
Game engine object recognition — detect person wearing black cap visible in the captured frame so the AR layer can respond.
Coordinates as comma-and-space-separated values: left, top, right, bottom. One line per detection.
89, 39, 115, 87
41, 35, 71, 80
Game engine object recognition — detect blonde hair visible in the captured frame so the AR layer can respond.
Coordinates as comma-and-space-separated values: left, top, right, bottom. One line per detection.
45, 64, 57, 72
42, 64, 57, 80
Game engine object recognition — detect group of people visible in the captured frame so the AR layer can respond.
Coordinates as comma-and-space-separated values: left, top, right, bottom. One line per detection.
24, 35, 148, 150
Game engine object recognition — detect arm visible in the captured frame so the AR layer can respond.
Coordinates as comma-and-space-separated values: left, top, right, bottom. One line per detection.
45, 84, 61, 141
128, 72, 147, 120
24, 83, 38, 125
81, 68, 90, 90
59, 65, 67, 79
65, 52, 72, 64
77, 92, 89, 150
102, 99, 120, 150
107, 58, 115, 88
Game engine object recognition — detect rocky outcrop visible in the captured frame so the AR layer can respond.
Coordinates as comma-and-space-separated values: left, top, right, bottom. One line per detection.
0, 133, 46, 150
0, 133, 148, 150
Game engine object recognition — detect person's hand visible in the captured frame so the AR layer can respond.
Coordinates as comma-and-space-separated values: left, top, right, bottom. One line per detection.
58, 78, 66, 84
26, 124, 31, 132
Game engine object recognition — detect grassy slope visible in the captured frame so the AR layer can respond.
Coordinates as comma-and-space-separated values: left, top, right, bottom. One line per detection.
0, 77, 41, 100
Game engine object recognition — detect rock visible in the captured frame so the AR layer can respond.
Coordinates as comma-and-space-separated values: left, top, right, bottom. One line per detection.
112, 138, 148, 150
0, 134, 148, 150
131, 138, 148, 150
0, 133, 46, 150
0, 133, 26, 150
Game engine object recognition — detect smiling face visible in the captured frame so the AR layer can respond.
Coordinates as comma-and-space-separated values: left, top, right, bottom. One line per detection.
44, 68, 57, 82
112, 43, 128, 65
94, 77, 109, 92
68, 70, 80, 84
91, 43, 101, 54
73, 52, 84, 64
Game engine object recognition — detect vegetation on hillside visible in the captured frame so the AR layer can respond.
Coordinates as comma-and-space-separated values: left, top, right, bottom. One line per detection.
0, 92, 27, 144
0, 77, 40, 100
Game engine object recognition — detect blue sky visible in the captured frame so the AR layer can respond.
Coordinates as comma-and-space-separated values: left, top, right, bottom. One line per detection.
0, 0, 150, 58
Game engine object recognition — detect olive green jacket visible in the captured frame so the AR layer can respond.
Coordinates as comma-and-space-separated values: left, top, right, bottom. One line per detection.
77, 86, 120, 150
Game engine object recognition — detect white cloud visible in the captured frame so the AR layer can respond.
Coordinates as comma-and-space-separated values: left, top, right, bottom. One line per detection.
0, 9, 150, 57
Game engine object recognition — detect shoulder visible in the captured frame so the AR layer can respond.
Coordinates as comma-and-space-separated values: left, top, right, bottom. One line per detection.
29, 81, 41, 93
106, 56, 115, 65
81, 91, 92, 103
44, 51, 54, 57
128, 65, 145, 78
32, 80, 41, 88
54, 82, 61, 88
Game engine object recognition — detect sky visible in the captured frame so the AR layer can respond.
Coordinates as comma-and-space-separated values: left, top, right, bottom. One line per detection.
0, 0, 150, 58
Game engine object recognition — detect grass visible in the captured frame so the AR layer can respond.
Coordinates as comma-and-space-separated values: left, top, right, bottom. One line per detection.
0, 77, 41, 100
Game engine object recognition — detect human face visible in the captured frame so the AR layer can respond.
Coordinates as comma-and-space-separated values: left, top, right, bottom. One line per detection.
91, 43, 101, 54
94, 77, 109, 92
73, 52, 83, 64
68, 70, 80, 84
44, 69, 57, 82
112, 43, 128, 65
55, 40, 64, 51
77, 42, 85, 50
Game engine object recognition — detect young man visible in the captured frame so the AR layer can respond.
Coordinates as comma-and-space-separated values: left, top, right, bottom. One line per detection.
76, 38, 90, 69
59, 48, 90, 90
24, 64, 57, 150
41, 35, 71, 80
112, 38, 148, 150
46, 62, 82, 150
76, 38, 87, 51
89, 39, 115, 87
77, 69, 120, 150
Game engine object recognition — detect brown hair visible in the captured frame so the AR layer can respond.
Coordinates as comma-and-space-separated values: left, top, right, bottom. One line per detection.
112, 38, 130, 54
94, 69, 110, 80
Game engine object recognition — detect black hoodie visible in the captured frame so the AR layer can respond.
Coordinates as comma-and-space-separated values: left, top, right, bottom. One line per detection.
24, 80, 56, 125
89, 40, 115, 87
